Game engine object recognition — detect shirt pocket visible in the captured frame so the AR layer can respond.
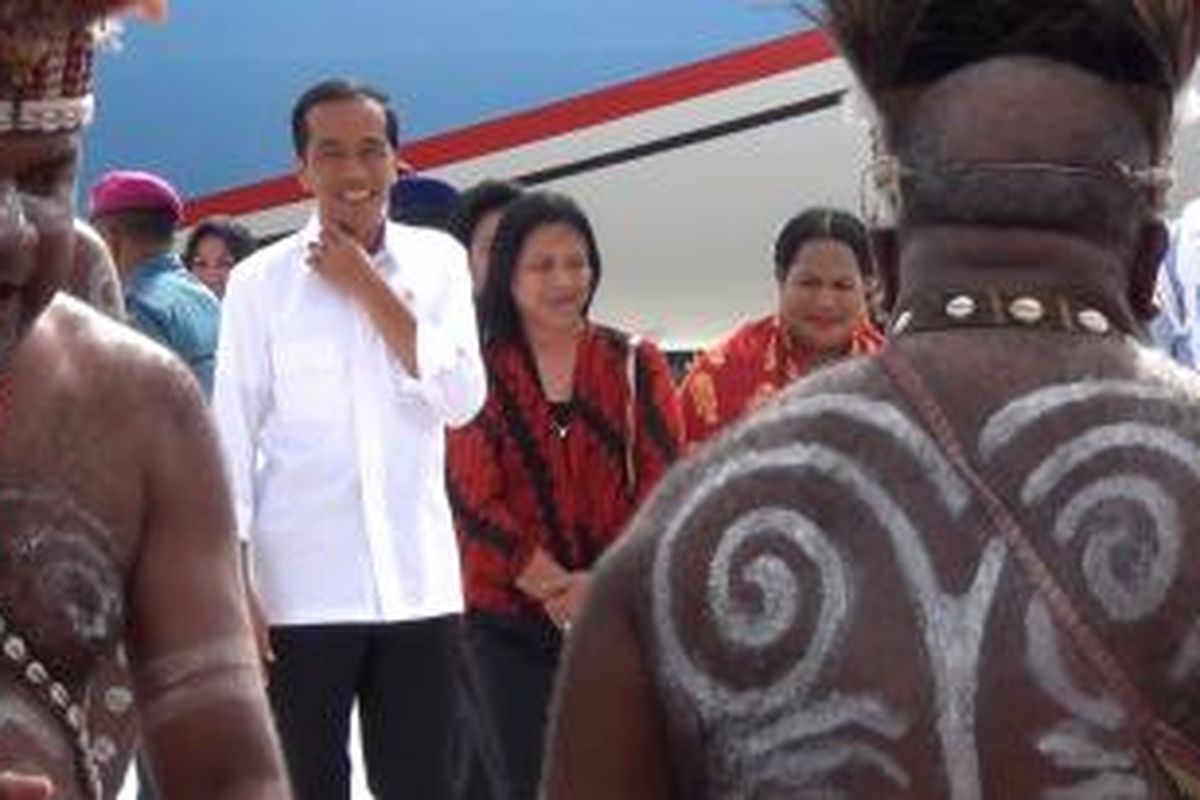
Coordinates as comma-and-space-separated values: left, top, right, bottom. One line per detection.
271, 338, 343, 422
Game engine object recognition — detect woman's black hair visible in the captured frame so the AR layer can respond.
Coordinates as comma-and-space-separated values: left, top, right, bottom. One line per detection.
773, 207, 872, 283
476, 190, 601, 344
448, 179, 524, 247
183, 216, 258, 267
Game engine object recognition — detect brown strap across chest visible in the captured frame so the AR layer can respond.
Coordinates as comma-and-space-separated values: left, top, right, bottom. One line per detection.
878, 346, 1200, 798
0, 369, 11, 460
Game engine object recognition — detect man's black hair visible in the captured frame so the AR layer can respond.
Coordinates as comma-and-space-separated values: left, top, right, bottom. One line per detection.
477, 191, 601, 344
291, 78, 400, 157
774, 207, 872, 283
449, 179, 525, 247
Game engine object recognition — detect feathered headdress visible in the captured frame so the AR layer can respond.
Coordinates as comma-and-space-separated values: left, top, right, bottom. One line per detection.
0, 0, 167, 133
825, 0, 1200, 133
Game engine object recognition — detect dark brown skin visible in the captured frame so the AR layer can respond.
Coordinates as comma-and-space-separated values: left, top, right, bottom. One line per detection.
65, 219, 124, 320
0, 131, 288, 796
544, 59, 1195, 799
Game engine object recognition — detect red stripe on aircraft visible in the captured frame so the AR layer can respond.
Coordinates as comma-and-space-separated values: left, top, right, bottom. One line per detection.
183, 29, 835, 223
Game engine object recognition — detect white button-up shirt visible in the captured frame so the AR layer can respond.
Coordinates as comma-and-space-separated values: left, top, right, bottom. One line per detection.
213, 215, 486, 626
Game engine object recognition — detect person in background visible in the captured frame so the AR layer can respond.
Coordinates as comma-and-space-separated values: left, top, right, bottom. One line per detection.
183, 216, 257, 299
447, 190, 683, 799
678, 207, 883, 445
67, 219, 126, 319
390, 174, 506, 800
542, 0, 1200, 797
389, 173, 461, 231
89, 169, 220, 396
449, 179, 524, 297
0, 0, 288, 796
213, 77, 486, 800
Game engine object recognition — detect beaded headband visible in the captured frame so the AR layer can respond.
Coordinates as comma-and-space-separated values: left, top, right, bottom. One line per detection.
0, 0, 166, 134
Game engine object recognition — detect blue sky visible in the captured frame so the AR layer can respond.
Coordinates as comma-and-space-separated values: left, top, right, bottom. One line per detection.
84, 0, 813, 197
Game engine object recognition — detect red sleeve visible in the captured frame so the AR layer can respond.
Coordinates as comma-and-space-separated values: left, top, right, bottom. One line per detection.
632, 341, 683, 504
677, 353, 722, 446
447, 403, 539, 585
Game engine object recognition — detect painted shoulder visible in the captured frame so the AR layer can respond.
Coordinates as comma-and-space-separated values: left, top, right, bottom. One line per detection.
38, 295, 205, 406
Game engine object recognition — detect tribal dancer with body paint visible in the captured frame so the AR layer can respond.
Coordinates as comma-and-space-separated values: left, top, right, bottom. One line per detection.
544, 2, 1200, 798
0, 2, 288, 798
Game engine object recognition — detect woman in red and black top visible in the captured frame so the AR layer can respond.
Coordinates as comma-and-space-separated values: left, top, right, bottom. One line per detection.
447, 191, 683, 798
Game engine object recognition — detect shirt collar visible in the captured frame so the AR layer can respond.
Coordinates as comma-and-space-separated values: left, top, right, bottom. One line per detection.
300, 213, 402, 276
127, 251, 184, 292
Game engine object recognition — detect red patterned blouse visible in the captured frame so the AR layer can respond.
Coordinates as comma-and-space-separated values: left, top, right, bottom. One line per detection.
679, 313, 885, 445
447, 324, 683, 619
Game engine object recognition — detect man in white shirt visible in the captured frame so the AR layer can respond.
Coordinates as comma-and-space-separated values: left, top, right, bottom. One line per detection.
213, 78, 487, 800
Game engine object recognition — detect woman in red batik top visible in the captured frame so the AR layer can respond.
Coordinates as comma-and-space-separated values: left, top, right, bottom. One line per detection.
679, 207, 884, 446
447, 190, 683, 799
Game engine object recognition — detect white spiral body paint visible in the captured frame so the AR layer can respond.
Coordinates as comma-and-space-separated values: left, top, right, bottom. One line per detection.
0, 489, 124, 646
652, 436, 1005, 798
1026, 599, 1145, 797
1051, 477, 1181, 623
744, 694, 910, 761
1020, 424, 1200, 507
1037, 721, 1137, 773
1041, 773, 1148, 799
1025, 599, 1124, 731
756, 740, 913, 792
979, 381, 1174, 462
751, 393, 971, 513
706, 508, 848, 653
982, 384, 1198, 799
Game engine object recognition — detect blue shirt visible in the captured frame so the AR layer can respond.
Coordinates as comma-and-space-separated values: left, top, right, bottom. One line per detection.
125, 252, 221, 396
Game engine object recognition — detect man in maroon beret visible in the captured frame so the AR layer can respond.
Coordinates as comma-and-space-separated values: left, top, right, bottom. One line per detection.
89, 168, 220, 396
0, 1, 288, 798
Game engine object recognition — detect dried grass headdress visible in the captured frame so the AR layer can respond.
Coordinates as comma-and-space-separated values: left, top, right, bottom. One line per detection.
825, 0, 1200, 99
0, 0, 167, 133
821, 0, 1200, 218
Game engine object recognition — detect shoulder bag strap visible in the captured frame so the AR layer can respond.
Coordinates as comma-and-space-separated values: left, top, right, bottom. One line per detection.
878, 346, 1200, 797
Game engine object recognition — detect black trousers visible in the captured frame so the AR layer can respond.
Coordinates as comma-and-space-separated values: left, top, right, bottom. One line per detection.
267, 616, 463, 800
467, 613, 563, 800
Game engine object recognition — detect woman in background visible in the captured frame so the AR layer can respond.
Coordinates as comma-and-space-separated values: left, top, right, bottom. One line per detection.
447, 190, 682, 799
449, 179, 524, 297
678, 207, 884, 445
183, 216, 256, 299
